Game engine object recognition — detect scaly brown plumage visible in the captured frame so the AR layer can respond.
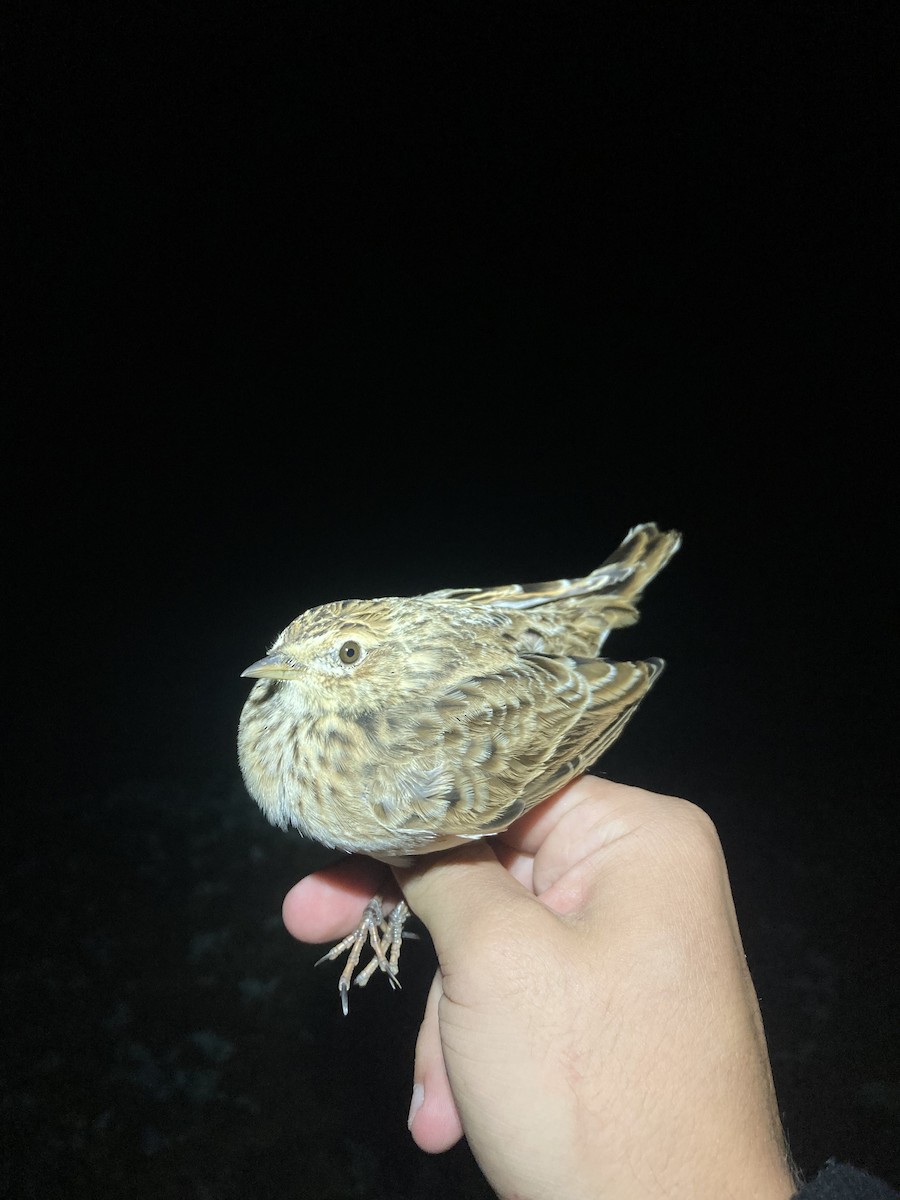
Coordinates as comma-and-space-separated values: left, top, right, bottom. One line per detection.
238, 522, 681, 1011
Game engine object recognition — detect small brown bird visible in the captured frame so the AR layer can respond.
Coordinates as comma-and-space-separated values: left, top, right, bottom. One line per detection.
238, 522, 680, 1012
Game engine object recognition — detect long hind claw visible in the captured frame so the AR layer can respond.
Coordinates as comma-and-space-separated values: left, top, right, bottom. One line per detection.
315, 896, 411, 1015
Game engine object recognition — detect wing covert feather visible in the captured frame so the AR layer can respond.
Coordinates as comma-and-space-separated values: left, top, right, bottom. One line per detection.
364, 655, 662, 844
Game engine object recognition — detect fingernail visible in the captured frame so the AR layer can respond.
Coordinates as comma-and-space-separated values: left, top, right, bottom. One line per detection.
407, 1082, 424, 1130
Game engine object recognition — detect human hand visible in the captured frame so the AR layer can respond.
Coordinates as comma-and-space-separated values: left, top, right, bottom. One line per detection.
284, 776, 798, 1200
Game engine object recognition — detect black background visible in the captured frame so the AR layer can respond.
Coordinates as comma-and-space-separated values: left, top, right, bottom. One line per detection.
4, 3, 898, 1197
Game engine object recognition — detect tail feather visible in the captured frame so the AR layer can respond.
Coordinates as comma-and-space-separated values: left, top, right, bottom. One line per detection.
425, 523, 681, 612
588, 523, 682, 606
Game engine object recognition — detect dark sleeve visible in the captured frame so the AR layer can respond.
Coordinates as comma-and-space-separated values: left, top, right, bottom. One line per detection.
793, 1159, 897, 1199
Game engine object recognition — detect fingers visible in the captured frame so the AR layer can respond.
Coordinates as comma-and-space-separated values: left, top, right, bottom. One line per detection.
282, 858, 400, 943
393, 840, 563, 1016
500, 776, 704, 922
280, 777, 635, 946
282, 778, 704, 952
499, 774, 658, 857
495, 773, 605, 855
393, 838, 534, 953
278, 836, 537, 952
407, 971, 464, 1153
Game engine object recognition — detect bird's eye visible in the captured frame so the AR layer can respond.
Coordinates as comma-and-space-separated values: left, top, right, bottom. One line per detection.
338, 640, 362, 665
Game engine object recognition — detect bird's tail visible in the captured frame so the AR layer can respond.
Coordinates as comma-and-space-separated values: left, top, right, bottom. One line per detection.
581, 522, 682, 605
424, 525, 680, 658
434, 521, 677, 605
535, 522, 681, 645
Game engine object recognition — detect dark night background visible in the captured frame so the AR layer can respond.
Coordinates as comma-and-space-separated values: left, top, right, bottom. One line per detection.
4, 3, 898, 1197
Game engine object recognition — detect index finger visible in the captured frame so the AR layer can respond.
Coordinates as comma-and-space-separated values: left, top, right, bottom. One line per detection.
281, 858, 400, 944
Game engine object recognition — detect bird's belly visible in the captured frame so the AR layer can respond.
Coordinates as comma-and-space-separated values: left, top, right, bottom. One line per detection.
238, 704, 456, 857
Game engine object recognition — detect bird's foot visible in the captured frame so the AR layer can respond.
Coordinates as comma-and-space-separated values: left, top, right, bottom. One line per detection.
315, 896, 411, 1015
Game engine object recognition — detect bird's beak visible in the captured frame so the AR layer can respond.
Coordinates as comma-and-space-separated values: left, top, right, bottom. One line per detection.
241, 653, 298, 680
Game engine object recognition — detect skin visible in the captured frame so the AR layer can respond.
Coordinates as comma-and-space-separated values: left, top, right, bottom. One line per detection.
284, 777, 799, 1200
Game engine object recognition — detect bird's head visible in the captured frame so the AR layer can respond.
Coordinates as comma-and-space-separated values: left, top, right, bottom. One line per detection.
241, 597, 445, 717
241, 599, 393, 714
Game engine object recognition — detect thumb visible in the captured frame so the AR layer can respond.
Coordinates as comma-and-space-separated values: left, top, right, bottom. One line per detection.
393, 840, 555, 1001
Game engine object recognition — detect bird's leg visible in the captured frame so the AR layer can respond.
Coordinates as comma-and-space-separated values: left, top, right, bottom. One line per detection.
315, 896, 410, 1015
353, 899, 410, 990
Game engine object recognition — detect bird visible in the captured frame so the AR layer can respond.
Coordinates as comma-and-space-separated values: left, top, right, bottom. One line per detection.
238, 522, 681, 1012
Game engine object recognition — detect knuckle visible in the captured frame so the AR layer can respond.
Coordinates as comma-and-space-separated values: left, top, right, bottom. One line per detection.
664, 797, 725, 867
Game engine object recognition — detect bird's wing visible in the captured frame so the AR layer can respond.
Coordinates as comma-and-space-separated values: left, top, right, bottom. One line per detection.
366, 654, 662, 844
512, 656, 664, 811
